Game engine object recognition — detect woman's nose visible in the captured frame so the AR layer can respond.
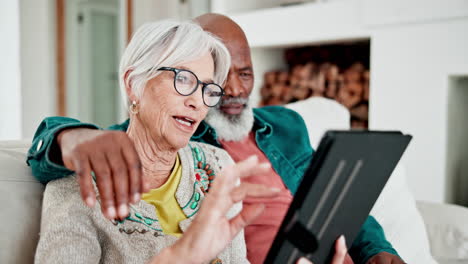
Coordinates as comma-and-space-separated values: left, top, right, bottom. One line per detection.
184, 84, 205, 109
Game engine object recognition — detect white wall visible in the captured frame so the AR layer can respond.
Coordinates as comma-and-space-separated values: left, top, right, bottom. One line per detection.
211, 0, 290, 14
370, 18, 468, 203
132, 0, 212, 30
0, 0, 22, 140
446, 77, 468, 206
19, 0, 57, 139
133, 0, 180, 29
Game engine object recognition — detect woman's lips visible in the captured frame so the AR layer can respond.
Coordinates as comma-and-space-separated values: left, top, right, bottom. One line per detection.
173, 116, 196, 133
220, 103, 245, 115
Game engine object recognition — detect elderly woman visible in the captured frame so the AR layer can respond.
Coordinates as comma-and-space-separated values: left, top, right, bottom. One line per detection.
35, 20, 280, 264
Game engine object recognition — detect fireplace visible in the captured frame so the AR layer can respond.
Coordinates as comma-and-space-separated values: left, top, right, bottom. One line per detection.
446, 76, 468, 206
259, 41, 370, 129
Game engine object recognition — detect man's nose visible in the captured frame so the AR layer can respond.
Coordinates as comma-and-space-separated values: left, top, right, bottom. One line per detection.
225, 73, 245, 97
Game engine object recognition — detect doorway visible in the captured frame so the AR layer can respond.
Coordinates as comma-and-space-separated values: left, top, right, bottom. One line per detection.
65, 0, 124, 127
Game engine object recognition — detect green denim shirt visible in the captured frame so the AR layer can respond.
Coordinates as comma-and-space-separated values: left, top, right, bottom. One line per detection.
27, 106, 399, 263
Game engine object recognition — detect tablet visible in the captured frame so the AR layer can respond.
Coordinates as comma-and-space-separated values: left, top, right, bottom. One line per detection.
265, 130, 412, 264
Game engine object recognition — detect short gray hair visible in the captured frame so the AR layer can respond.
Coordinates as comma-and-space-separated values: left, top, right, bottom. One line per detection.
119, 20, 231, 107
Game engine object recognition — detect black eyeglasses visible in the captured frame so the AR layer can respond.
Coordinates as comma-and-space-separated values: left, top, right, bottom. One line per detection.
158, 67, 225, 107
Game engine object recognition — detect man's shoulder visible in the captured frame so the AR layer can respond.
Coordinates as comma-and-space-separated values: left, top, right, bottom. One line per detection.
254, 105, 306, 131
254, 105, 301, 120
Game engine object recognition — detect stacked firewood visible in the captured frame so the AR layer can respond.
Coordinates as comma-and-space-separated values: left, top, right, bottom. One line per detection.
260, 62, 369, 129
260, 42, 370, 128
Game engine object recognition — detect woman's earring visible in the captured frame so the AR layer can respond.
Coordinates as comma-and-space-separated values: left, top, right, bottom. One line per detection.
129, 100, 139, 115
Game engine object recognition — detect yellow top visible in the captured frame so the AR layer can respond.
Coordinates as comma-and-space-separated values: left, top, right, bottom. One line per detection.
142, 155, 187, 237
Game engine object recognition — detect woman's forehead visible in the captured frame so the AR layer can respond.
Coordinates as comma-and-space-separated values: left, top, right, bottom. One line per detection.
173, 53, 215, 80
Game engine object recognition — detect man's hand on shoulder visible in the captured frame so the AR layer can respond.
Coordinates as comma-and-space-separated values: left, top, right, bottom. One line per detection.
58, 128, 148, 219
366, 252, 405, 264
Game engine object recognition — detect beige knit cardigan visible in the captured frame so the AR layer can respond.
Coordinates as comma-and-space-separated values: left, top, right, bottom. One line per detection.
35, 142, 249, 264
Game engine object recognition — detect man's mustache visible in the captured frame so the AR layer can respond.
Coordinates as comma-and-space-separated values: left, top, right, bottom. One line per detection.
219, 97, 249, 106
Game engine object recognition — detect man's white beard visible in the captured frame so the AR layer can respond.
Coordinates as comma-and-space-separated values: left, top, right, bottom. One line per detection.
204, 97, 254, 142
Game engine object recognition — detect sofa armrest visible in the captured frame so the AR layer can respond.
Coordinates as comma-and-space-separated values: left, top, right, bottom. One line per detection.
416, 201, 468, 261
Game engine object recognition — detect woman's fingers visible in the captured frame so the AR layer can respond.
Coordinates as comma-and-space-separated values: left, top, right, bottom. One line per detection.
211, 155, 258, 197
220, 155, 270, 183
230, 182, 280, 203
295, 236, 347, 264
233, 155, 271, 180
228, 203, 265, 235
331, 236, 347, 264
209, 156, 277, 214
297, 257, 313, 264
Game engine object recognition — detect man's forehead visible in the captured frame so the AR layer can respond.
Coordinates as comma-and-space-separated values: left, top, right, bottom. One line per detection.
195, 14, 248, 46
194, 14, 252, 68
228, 47, 252, 70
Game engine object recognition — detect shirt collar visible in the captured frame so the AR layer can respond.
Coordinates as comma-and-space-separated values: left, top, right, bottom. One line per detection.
192, 121, 211, 139
253, 108, 273, 137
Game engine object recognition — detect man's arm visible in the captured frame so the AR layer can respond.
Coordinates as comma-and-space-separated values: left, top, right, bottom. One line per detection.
349, 216, 403, 264
27, 116, 100, 183
27, 116, 144, 220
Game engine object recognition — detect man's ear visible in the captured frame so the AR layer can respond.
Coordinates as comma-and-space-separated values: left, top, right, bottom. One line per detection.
124, 68, 137, 102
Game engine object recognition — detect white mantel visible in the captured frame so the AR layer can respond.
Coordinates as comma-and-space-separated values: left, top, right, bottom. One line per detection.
228, 0, 468, 203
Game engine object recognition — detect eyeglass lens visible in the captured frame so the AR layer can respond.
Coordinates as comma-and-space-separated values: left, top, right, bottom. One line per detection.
174, 70, 222, 107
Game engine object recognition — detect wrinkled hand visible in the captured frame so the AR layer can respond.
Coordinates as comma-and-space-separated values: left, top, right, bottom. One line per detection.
296, 235, 348, 264
366, 252, 405, 264
58, 128, 147, 219
152, 156, 280, 264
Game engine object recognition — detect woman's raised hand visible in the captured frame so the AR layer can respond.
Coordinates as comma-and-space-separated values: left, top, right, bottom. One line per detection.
152, 155, 280, 264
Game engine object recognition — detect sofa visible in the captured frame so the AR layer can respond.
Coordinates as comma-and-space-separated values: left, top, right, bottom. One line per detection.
1, 97, 467, 263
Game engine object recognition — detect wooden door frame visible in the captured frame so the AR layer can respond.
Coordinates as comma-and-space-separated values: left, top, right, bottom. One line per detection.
56, 0, 66, 116
55, 0, 133, 116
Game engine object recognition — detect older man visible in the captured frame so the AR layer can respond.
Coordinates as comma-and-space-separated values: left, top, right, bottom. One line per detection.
28, 14, 404, 264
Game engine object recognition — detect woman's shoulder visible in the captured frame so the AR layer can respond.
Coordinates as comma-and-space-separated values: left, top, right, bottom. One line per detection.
45, 175, 80, 196
42, 175, 92, 214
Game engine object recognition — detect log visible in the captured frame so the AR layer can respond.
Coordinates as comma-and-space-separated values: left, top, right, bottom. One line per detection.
260, 84, 271, 98
270, 83, 284, 97
277, 71, 289, 84
292, 86, 310, 100
337, 85, 362, 108
281, 85, 293, 102
350, 104, 368, 121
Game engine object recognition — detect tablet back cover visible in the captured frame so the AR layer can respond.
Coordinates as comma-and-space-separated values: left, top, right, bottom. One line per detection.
265, 131, 412, 264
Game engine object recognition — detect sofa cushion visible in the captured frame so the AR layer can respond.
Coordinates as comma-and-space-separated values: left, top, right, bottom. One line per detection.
286, 97, 350, 149
0, 140, 43, 264
371, 164, 438, 264
417, 200, 468, 260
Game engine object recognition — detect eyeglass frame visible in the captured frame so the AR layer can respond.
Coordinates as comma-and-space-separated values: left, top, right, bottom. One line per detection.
157, 66, 225, 107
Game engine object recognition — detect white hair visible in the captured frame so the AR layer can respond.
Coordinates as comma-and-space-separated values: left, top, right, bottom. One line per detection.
119, 20, 231, 107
